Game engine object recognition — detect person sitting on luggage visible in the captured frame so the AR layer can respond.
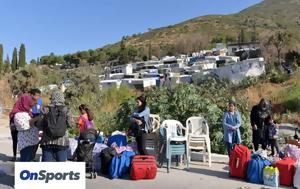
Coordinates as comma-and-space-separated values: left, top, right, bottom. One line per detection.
78, 104, 94, 134
222, 100, 242, 157
130, 95, 151, 155
266, 115, 280, 156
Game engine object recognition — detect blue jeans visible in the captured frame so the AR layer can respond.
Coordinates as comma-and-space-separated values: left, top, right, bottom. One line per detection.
20, 145, 37, 162
42, 146, 68, 162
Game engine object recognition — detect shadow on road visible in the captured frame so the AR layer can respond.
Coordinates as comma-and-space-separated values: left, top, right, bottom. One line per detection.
0, 162, 14, 189
0, 153, 11, 162
0, 173, 14, 189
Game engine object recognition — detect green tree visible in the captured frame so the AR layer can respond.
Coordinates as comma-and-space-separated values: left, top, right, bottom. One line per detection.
0, 44, 3, 73
4, 55, 11, 73
238, 29, 246, 43
19, 44, 26, 67
30, 59, 37, 64
268, 31, 292, 66
119, 37, 128, 65
11, 47, 18, 72
148, 43, 152, 60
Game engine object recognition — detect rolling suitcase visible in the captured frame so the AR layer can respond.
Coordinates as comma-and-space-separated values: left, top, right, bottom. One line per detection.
275, 157, 296, 186
130, 155, 157, 180
229, 144, 251, 179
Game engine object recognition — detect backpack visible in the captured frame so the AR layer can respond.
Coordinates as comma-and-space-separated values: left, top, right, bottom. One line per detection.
80, 115, 94, 130
247, 154, 271, 184
45, 106, 67, 139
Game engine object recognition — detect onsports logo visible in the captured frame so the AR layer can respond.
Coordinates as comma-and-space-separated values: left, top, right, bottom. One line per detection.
20, 170, 80, 183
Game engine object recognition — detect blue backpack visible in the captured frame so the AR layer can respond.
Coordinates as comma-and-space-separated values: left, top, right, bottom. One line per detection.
247, 154, 271, 184
109, 151, 135, 179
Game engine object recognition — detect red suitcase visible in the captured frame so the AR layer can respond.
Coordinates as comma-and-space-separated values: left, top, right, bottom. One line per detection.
229, 144, 251, 179
130, 155, 157, 180
275, 157, 296, 186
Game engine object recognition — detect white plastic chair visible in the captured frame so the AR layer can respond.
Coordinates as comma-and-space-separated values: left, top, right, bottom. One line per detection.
145, 114, 161, 156
161, 120, 189, 173
186, 116, 212, 167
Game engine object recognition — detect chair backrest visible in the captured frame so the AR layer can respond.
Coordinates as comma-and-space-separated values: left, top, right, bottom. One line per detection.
149, 114, 161, 133
186, 116, 209, 136
161, 120, 186, 140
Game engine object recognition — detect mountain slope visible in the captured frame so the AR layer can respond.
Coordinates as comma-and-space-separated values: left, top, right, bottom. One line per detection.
124, 0, 300, 50
39, 0, 300, 65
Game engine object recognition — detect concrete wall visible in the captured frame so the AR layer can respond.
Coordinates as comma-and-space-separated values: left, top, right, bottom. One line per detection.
212, 58, 265, 84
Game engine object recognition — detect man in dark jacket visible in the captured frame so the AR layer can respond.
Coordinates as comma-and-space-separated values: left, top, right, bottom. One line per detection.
250, 98, 272, 151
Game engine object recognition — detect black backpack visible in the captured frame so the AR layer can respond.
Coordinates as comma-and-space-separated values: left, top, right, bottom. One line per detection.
45, 106, 67, 139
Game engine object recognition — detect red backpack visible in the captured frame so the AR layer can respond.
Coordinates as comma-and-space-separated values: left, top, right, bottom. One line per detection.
229, 144, 251, 179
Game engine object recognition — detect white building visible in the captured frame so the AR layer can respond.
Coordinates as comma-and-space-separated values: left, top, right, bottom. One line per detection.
100, 80, 122, 90
111, 64, 133, 74
211, 58, 265, 84
121, 78, 157, 90
227, 42, 260, 56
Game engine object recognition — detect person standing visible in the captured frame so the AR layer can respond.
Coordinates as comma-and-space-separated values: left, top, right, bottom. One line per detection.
35, 91, 71, 162
266, 115, 280, 156
250, 98, 272, 151
222, 101, 242, 157
130, 95, 151, 155
77, 104, 94, 134
11, 95, 39, 162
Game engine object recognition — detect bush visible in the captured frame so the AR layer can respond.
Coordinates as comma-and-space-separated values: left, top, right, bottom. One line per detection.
116, 80, 252, 155
270, 71, 288, 84
239, 76, 258, 89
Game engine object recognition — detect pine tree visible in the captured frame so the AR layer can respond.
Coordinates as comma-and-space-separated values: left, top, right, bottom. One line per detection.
19, 44, 26, 67
11, 47, 18, 72
148, 43, 152, 60
0, 44, 3, 73
4, 55, 11, 73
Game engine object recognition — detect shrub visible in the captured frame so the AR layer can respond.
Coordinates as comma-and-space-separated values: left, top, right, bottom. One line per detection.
115, 80, 252, 155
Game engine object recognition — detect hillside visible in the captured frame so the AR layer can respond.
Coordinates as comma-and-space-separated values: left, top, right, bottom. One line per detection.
124, 0, 300, 49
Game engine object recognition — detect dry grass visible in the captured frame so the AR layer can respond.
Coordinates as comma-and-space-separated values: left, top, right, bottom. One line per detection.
0, 79, 14, 112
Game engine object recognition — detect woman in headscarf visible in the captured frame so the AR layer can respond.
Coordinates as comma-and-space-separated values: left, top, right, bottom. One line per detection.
35, 91, 71, 162
130, 95, 151, 155
250, 98, 272, 151
10, 95, 39, 162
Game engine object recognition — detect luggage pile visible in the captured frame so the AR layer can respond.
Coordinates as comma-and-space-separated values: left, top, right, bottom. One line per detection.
229, 144, 300, 188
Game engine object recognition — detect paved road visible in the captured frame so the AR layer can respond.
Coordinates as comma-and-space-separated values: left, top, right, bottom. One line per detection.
0, 114, 292, 189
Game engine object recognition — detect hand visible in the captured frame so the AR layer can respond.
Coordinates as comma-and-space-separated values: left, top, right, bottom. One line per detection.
252, 125, 257, 130
136, 120, 143, 126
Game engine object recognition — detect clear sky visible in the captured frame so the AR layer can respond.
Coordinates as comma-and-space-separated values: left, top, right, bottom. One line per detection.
0, 0, 262, 62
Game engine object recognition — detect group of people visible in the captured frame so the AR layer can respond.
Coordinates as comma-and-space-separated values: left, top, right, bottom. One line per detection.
9, 87, 280, 162
223, 98, 279, 157
9, 89, 95, 162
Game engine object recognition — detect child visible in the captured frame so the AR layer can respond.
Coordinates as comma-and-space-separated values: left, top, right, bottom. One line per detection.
267, 115, 280, 156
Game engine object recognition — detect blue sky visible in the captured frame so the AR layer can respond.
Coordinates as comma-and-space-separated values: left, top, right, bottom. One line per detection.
0, 0, 262, 62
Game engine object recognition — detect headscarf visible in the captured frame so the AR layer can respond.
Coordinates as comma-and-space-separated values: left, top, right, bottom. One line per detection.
50, 91, 65, 106
258, 98, 270, 119
9, 95, 33, 118
136, 95, 147, 113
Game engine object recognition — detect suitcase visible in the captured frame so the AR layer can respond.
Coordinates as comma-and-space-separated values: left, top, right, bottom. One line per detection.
130, 155, 157, 180
229, 144, 251, 179
275, 157, 296, 186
